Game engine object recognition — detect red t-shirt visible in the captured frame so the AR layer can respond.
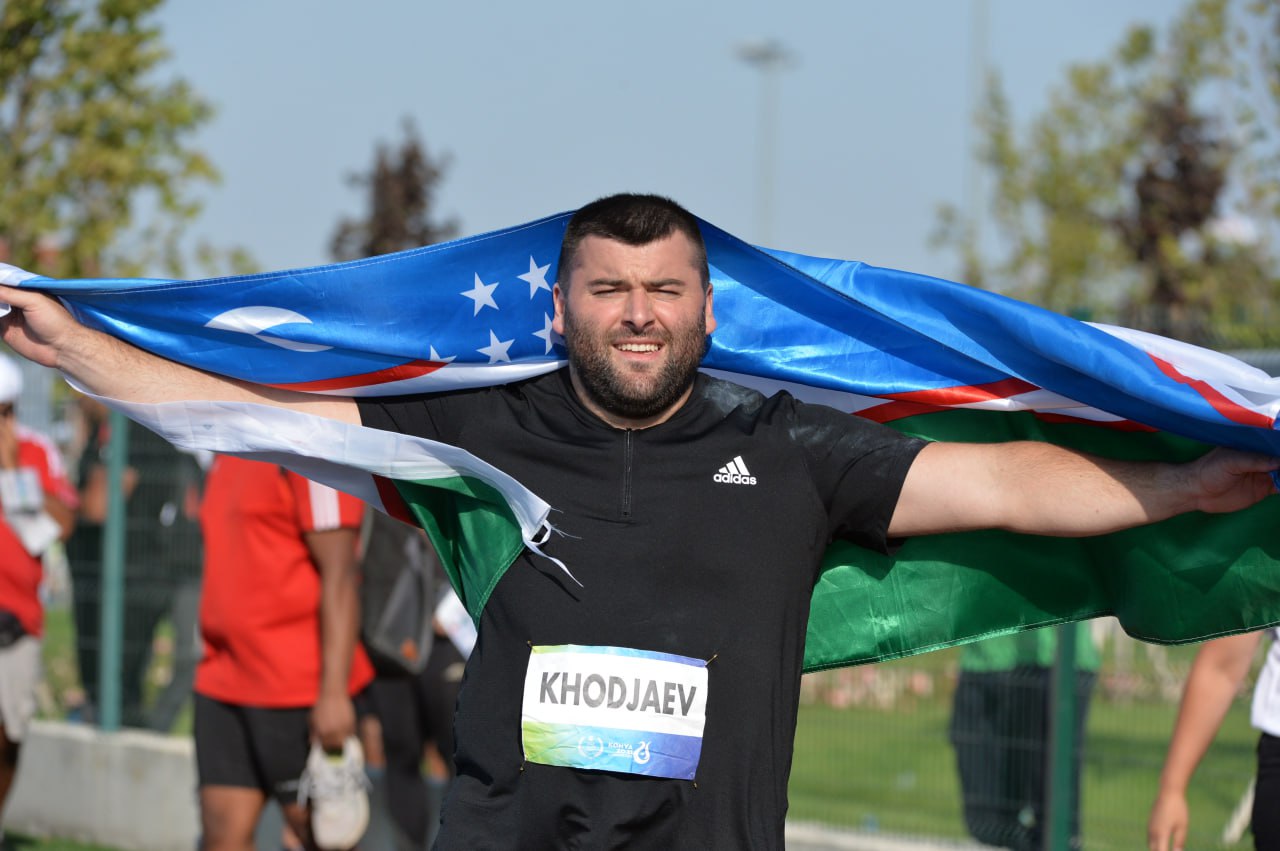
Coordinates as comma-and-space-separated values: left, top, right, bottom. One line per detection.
196, 456, 373, 706
0, 427, 76, 637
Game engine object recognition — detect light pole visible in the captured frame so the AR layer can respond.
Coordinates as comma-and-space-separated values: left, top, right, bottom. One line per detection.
736, 39, 794, 245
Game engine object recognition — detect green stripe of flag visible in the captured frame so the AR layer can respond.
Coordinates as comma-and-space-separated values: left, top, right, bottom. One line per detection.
803, 409, 1280, 672
391, 475, 525, 623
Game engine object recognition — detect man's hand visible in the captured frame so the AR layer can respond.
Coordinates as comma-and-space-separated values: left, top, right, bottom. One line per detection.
1147, 789, 1189, 851
310, 692, 356, 752
1187, 446, 1280, 515
0, 286, 81, 370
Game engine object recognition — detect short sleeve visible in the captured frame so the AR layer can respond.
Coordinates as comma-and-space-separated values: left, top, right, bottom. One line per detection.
285, 470, 364, 532
791, 399, 928, 553
18, 430, 78, 509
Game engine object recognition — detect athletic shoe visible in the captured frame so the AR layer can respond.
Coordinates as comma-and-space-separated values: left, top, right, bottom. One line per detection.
298, 736, 371, 850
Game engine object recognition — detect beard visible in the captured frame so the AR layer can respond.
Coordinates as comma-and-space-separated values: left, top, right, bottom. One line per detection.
563, 308, 708, 422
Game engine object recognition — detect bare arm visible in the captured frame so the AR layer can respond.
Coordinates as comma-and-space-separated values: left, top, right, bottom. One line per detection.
889, 441, 1278, 538
0, 286, 358, 424
1147, 631, 1263, 851
306, 523, 363, 751
44, 490, 75, 540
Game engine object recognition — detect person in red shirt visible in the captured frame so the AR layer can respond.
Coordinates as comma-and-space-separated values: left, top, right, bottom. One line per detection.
196, 455, 373, 851
0, 355, 75, 833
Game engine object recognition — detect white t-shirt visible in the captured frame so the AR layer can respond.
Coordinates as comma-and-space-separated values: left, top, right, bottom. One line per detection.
1250, 628, 1280, 737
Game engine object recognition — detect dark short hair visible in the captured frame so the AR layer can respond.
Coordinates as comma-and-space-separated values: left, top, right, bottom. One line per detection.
557, 193, 710, 289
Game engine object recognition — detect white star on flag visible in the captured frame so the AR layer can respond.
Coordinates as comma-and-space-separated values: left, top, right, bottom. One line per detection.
462, 273, 500, 316
532, 313, 558, 355
517, 257, 552, 298
478, 330, 514, 363
428, 346, 456, 363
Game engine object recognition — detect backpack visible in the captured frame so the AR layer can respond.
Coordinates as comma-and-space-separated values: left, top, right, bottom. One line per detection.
359, 510, 437, 676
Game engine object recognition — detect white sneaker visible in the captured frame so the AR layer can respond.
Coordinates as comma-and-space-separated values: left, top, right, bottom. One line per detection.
298, 736, 371, 850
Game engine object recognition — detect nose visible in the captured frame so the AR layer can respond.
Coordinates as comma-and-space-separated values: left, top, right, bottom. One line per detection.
620, 288, 655, 331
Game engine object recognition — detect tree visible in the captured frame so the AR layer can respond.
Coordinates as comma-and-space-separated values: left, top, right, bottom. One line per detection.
936, 0, 1280, 347
330, 121, 458, 262
0, 0, 226, 277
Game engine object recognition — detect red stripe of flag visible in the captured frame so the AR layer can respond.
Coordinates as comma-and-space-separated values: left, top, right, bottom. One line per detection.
373, 474, 417, 525
268, 359, 446, 392
858, 377, 1038, 423
856, 377, 1153, 431
1148, 355, 1275, 430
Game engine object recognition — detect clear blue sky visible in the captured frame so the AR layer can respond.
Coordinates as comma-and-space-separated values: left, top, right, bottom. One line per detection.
157, 0, 1180, 282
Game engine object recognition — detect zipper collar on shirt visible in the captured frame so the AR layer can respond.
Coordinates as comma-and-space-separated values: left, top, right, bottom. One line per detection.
554, 367, 709, 436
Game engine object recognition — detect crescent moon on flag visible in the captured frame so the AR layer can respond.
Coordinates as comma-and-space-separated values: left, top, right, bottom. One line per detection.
204, 306, 333, 352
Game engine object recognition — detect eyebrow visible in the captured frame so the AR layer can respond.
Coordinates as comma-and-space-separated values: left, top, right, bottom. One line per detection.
585, 277, 692, 289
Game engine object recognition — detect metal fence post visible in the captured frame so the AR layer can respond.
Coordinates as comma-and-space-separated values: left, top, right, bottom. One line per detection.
1046, 623, 1080, 851
97, 411, 128, 731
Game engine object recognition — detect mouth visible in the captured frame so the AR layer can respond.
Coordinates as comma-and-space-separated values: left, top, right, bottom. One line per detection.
615, 342, 662, 354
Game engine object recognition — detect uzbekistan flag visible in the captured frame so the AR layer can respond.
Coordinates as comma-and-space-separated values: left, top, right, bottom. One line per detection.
3, 211, 1279, 671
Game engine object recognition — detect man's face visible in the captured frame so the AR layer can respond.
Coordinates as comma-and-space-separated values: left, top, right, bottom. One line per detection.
553, 232, 716, 428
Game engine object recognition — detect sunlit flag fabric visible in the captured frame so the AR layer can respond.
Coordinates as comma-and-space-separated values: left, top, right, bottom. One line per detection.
3, 210, 1280, 671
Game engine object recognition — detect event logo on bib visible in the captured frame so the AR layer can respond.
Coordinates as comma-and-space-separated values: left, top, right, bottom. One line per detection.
522, 644, 709, 781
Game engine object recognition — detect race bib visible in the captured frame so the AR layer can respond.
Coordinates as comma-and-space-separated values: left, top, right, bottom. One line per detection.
521, 644, 709, 780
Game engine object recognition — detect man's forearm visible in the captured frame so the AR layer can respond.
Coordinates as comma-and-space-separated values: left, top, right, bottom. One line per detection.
1, 286, 358, 422
891, 441, 1278, 538
61, 322, 357, 419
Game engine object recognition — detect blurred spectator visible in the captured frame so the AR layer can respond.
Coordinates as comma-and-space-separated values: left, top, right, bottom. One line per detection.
64, 395, 203, 729
358, 510, 473, 849
0, 355, 76, 834
1148, 629, 1276, 851
195, 456, 373, 851
949, 623, 1098, 851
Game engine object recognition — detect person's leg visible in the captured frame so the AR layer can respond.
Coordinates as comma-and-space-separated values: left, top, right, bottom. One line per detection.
194, 694, 271, 851
419, 640, 465, 776
145, 574, 201, 731
419, 639, 465, 847
1003, 665, 1050, 851
119, 574, 170, 728
0, 636, 40, 827
0, 725, 19, 826
1066, 671, 1096, 851
1252, 732, 1280, 850
247, 705, 318, 850
200, 786, 268, 851
66, 543, 102, 716
371, 675, 429, 846
950, 669, 1017, 847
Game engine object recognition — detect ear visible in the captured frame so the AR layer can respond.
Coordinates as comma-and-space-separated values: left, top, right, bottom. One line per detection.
703, 282, 717, 335
552, 282, 567, 336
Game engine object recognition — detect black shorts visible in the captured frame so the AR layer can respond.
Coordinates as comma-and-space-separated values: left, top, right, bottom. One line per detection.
1254, 732, 1280, 850
194, 693, 311, 805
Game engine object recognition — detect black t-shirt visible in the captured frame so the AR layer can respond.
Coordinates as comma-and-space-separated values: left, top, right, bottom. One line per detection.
359, 369, 926, 850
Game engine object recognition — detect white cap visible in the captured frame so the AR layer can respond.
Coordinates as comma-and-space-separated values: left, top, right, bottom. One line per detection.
0, 354, 24, 404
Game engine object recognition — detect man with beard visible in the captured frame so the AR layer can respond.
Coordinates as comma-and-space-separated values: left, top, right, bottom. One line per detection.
1, 193, 1277, 850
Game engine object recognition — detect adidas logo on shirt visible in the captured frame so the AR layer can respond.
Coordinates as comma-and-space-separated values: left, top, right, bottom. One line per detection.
713, 455, 757, 486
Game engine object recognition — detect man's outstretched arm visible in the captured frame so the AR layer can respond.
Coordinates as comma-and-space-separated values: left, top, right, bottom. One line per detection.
889, 440, 1279, 538
0, 286, 358, 424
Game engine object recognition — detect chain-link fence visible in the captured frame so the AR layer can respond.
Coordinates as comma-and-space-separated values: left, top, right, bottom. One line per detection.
790, 621, 1259, 850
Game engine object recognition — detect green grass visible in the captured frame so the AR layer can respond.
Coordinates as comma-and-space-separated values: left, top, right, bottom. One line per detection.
788, 645, 1259, 849
6, 833, 121, 851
